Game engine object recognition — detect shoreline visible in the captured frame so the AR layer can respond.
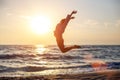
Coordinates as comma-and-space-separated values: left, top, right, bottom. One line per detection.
0, 70, 120, 80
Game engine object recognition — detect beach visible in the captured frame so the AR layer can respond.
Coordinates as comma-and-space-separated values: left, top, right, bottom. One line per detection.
0, 45, 120, 80
0, 70, 120, 80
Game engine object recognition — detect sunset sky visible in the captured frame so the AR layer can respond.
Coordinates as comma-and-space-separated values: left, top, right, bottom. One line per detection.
0, 0, 120, 45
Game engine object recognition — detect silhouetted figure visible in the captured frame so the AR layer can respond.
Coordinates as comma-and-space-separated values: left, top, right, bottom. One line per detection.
54, 11, 80, 53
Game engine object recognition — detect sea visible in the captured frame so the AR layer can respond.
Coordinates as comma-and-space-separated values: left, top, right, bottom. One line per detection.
0, 45, 120, 77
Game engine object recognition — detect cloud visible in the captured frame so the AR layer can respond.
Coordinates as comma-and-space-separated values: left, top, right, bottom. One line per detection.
115, 20, 120, 27
19, 15, 31, 19
84, 19, 120, 28
6, 13, 13, 16
103, 19, 120, 28
103, 22, 113, 27
84, 19, 99, 26
5, 11, 31, 20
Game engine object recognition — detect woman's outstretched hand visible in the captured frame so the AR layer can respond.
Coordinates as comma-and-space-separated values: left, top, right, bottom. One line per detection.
70, 10, 77, 19
70, 10, 77, 16
72, 10, 77, 14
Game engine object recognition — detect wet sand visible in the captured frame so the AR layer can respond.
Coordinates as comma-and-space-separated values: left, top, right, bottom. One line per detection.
0, 70, 120, 80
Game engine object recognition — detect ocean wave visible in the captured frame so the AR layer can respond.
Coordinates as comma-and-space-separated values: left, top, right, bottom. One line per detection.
0, 53, 83, 60
0, 45, 120, 77
0, 54, 36, 59
0, 62, 120, 73
41, 55, 83, 60
80, 48, 102, 52
0, 64, 92, 73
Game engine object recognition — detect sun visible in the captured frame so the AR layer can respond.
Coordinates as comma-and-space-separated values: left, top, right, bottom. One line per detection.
30, 15, 51, 34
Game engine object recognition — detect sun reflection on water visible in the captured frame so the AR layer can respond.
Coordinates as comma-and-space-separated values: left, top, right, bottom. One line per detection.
35, 45, 46, 54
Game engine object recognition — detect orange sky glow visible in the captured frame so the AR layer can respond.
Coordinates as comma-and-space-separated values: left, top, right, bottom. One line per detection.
0, 0, 120, 45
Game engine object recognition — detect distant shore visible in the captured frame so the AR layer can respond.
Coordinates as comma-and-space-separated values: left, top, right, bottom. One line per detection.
0, 70, 120, 80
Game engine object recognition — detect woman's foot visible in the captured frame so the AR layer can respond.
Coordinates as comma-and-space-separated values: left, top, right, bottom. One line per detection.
74, 45, 81, 48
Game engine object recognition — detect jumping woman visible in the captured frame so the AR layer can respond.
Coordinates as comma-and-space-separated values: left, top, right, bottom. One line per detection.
54, 11, 80, 53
